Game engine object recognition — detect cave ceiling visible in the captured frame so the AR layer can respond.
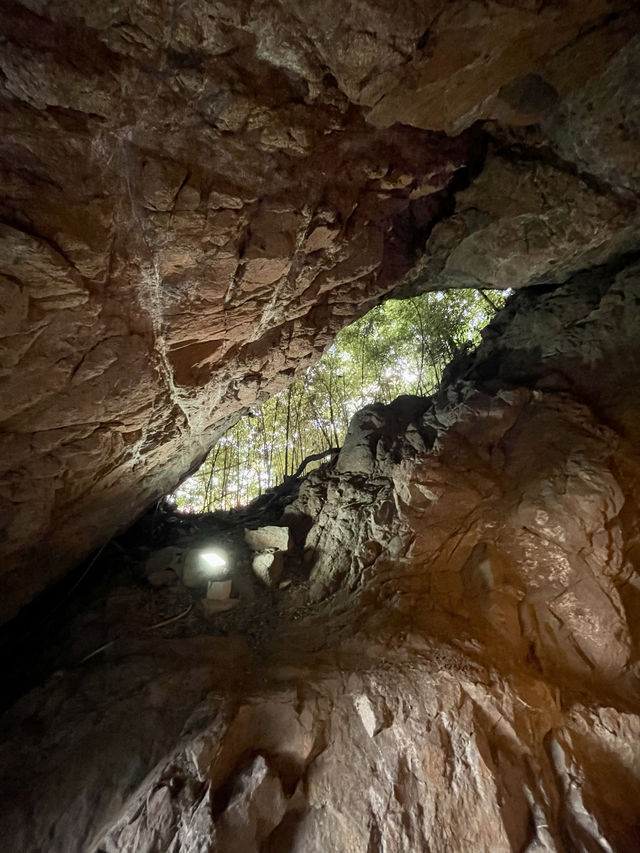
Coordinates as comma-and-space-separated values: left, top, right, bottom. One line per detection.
0, 1, 639, 617
3, 3, 640, 852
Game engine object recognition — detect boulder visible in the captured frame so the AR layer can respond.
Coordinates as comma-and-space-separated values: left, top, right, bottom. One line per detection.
206, 580, 232, 601
251, 551, 284, 589
244, 526, 291, 553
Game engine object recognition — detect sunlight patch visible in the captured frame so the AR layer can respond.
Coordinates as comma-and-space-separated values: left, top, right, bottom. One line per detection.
172, 288, 507, 513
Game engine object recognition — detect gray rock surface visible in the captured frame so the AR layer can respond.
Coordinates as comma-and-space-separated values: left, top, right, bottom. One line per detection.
251, 551, 284, 589
245, 526, 291, 553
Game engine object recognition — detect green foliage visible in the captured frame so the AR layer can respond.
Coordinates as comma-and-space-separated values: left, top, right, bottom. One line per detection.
173, 289, 504, 512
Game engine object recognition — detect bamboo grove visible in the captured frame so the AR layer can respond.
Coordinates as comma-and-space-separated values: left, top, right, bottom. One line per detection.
174, 289, 505, 512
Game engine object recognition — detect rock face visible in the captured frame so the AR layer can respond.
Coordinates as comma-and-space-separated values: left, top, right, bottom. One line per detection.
2, 265, 640, 853
290, 262, 640, 698
2, 3, 640, 851
2, 0, 640, 620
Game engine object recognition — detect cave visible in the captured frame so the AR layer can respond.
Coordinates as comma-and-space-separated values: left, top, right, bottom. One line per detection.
1, 2, 640, 852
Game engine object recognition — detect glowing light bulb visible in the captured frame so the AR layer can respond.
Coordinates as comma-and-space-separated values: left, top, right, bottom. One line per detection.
200, 550, 226, 569
198, 549, 228, 579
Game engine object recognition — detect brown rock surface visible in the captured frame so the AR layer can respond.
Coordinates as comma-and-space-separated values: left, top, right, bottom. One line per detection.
1, 263, 640, 852
2, 0, 640, 621
2, 6, 640, 848
290, 263, 640, 695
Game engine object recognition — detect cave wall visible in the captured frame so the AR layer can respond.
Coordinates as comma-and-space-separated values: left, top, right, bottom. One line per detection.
3, 3, 640, 850
2, 0, 640, 621
2, 267, 640, 852
289, 260, 640, 695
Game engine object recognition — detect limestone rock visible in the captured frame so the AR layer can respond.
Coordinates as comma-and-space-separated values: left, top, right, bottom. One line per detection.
2, 5, 640, 848
364, 1, 633, 134
213, 755, 287, 853
395, 151, 640, 297
335, 405, 386, 475
251, 551, 284, 589
542, 29, 640, 195
336, 397, 431, 475
291, 262, 640, 689
245, 526, 291, 553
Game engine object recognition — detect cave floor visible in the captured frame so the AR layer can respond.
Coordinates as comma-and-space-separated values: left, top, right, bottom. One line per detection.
0, 499, 322, 714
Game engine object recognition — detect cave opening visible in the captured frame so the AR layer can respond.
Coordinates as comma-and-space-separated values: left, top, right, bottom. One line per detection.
3, 1, 640, 847
172, 287, 506, 515
0, 286, 509, 711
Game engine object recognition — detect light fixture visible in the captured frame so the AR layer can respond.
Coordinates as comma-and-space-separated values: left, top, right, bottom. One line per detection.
198, 548, 228, 579
180, 547, 230, 587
